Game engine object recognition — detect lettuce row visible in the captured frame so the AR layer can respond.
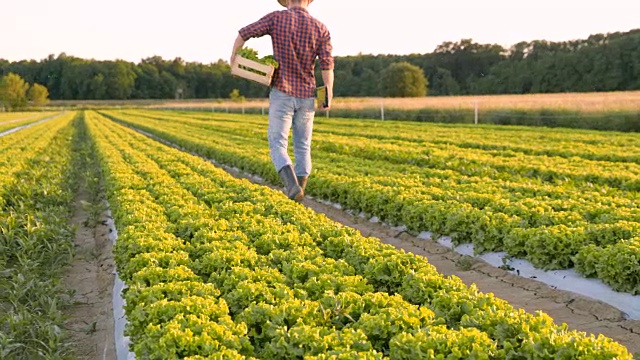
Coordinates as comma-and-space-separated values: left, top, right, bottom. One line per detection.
0, 112, 78, 358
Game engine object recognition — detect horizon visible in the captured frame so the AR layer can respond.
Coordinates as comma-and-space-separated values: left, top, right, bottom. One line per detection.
2, 0, 639, 64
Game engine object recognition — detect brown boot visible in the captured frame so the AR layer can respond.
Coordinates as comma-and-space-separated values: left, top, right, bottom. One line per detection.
278, 165, 304, 201
297, 176, 308, 191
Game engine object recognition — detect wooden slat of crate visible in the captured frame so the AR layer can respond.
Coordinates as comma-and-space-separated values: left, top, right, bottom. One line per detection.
231, 56, 275, 86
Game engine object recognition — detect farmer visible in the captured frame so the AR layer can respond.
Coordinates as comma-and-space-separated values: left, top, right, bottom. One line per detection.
230, 0, 334, 201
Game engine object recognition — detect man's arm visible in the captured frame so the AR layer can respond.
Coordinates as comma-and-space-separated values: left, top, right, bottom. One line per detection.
318, 27, 334, 109
230, 13, 274, 65
230, 34, 246, 66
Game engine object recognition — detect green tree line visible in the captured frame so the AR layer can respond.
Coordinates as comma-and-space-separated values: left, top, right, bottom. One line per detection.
0, 73, 49, 110
1, 29, 638, 100
326, 29, 640, 96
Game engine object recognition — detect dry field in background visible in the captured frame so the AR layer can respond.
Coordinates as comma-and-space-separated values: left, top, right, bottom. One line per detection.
154, 91, 640, 112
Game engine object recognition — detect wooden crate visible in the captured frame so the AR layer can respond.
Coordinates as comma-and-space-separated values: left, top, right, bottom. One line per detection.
231, 56, 275, 86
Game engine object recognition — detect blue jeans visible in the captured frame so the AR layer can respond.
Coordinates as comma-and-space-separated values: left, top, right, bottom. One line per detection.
268, 88, 315, 177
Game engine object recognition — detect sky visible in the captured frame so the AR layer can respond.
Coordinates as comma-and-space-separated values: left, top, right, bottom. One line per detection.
2, 0, 639, 64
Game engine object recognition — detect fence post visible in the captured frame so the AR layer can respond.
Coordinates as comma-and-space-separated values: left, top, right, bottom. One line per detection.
474, 101, 479, 125
242, 105, 245, 115
261, 107, 264, 115
381, 102, 385, 121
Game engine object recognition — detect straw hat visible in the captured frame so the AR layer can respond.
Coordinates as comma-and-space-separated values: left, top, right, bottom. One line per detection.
278, 0, 314, 6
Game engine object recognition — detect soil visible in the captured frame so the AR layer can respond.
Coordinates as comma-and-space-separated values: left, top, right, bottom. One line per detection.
62, 190, 116, 360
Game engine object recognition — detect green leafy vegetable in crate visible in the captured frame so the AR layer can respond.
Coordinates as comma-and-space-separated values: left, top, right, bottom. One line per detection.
237, 47, 279, 69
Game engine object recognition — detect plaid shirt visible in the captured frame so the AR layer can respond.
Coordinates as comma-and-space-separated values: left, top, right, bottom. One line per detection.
239, 7, 334, 99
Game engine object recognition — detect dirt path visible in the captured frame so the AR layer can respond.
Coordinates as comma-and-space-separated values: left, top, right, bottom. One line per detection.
63, 191, 116, 360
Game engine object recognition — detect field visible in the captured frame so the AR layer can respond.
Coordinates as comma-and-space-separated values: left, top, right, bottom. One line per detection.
101, 109, 640, 293
45, 91, 640, 113
0, 112, 79, 358
1, 109, 639, 358
153, 91, 640, 112
152, 91, 640, 132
